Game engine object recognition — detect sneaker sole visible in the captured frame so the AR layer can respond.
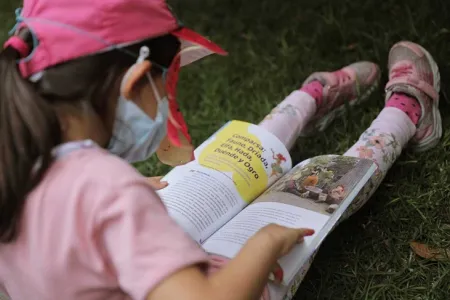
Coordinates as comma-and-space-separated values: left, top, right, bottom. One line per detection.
299, 77, 380, 137
409, 44, 442, 152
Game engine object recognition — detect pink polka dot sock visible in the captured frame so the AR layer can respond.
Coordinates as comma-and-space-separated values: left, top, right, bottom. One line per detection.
385, 93, 422, 125
300, 81, 324, 107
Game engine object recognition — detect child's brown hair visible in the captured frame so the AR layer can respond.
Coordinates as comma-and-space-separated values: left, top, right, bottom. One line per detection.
0, 29, 180, 243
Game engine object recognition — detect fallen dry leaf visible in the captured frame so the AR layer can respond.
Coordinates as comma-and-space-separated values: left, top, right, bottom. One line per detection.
410, 242, 450, 261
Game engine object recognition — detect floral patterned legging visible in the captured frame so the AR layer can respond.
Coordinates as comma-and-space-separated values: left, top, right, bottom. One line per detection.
259, 91, 416, 218
259, 92, 417, 300
342, 107, 416, 217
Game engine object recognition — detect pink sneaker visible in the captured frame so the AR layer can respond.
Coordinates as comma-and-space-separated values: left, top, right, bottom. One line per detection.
385, 41, 441, 152
300, 61, 380, 136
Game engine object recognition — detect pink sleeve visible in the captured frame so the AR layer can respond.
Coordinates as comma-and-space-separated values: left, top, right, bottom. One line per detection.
95, 180, 208, 300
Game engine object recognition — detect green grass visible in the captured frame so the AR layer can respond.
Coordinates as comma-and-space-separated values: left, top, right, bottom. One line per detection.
2, 0, 450, 299
160, 1, 450, 298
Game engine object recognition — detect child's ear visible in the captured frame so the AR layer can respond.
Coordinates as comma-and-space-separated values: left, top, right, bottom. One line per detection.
120, 60, 151, 99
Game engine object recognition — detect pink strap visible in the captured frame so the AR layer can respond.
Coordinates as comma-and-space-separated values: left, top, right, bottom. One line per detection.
3, 36, 30, 58
386, 77, 439, 102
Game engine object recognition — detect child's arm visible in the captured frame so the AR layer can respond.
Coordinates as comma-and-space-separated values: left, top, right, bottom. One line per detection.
147, 224, 314, 300
92, 159, 313, 300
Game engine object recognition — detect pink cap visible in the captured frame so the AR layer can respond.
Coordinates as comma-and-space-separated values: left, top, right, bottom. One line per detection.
12, 0, 227, 78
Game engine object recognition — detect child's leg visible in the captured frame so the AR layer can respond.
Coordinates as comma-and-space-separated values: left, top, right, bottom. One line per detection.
258, 62, 380, 150
270, 41, 442, 300
258, 90, 316, 150
344, 41, 441, 216
343, 107, 416, 214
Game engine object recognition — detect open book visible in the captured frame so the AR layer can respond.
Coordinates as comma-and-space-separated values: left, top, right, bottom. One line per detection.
158, 120, 376, 287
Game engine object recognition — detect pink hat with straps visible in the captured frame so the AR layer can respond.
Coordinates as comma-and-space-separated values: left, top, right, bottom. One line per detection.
4, 0, 227, 78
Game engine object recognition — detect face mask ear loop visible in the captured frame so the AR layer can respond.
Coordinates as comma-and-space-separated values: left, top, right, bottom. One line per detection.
146, 71, 165, 122
137, 46, 165, 116
147, 72, 162, 104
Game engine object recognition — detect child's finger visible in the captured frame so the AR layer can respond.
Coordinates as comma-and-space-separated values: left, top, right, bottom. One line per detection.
279, 227, 315, 256
273, 262, 284, 284
155, 181, 169, 189
295, 228, 315, 241
269, 262, 284, 284
147, 177, 169, 190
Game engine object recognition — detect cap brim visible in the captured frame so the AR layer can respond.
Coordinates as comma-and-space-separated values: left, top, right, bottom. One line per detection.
171, 27, 227, 67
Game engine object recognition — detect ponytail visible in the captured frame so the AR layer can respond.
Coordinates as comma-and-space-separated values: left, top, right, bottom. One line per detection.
0, 47, 61, 243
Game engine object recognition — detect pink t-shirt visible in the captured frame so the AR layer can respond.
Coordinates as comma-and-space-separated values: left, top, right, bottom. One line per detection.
0, 147, 208, 300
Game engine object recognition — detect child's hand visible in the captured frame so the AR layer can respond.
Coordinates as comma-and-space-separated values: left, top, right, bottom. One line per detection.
146, 176, 168, 190
260, 223, 315, 257
147, 223, 315, 300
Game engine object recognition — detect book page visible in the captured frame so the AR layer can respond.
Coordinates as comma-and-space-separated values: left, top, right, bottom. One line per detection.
194, 120, 292, 201
202, 201, 329, 262
158, 120, 291, 243
202, 155, 376, 284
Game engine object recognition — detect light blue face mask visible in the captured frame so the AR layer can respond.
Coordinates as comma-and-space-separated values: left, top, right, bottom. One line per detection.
107, 46, 169, 163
